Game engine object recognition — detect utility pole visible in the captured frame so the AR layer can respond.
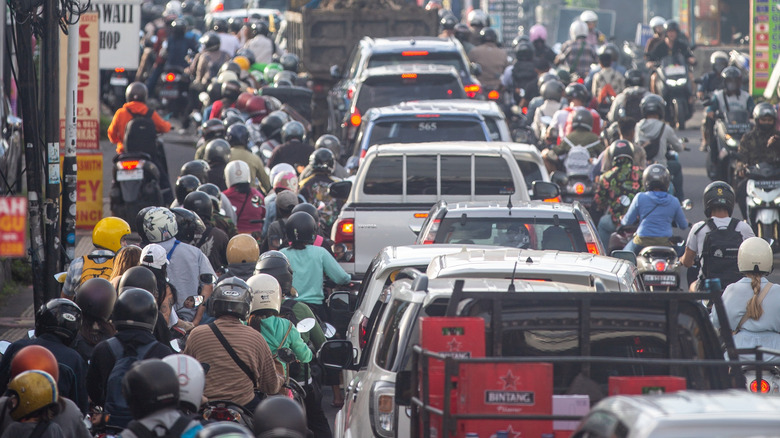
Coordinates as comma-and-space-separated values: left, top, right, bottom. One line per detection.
61, 21, 79, 273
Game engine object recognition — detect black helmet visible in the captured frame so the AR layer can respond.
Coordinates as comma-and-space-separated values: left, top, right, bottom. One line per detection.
202, 119, 226, 142
285, 211, 317, 246
281, 121, 305, 143
454, 23, 470, 41
118, 266, 158, 298
253, 396, 309, 438
250, 20, 269, 38
75, 278, 116, 321
212, 18, 228, 33
624, 69, 644, 87
175, 174, 202, 204
310, 148, 335, 173
171, 207, 206, 244
171, 18, 187, 38
721, 66, 742, 93
227, 16, 243, 33
703, 181, 735, 217
663, 20, 680, 33
609, 139, 634, 166
183, 190, 214, 222
279, 53, 299, 73
514, 40, 534, 61
571, 108, 594, 131
254, 251, 293, 297
220, 61, 241, 77
236, 48, 256, 65
540, 80, 564, 101
260, 113, 285, 140
209, 277, 252, 319
292, 202, 320, 224
195, 422, 254, 438
205, 139, 231, 164
35, 299, 82, 345
537, 73, 558, 89
479, 27, 498, 44
122, 359, 180, 419
564, 82, 589, 103
440, 15, 457, 31
223, 114, 244, 129
225, 123, 250, 148
135, 206, 155, 242
197, 183, 222, 214
180, 160, 211, 184
315, 134, 342, 157
221, 80, 241, 102
710, 51, 729, 74
597, 43, 619, 63
640, 93, 665, 118
125, 82, 148, 103
200, 31, 220, 52
206, 80, 222, 102
754, 102, 778, 129
113, 288, 158, 331
642, 163, 671, 191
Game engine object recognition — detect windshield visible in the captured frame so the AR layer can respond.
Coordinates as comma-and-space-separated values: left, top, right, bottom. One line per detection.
366, 119, 487, 146
355, 75, 466, 112
367, 52, 467, 75
434, 217, 587, 252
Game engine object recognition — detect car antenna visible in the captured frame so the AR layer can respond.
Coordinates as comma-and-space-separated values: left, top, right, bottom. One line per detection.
508, 261, 518, 292
507, 194, 513, 216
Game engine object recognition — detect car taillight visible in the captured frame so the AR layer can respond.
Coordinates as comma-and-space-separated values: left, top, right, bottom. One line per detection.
370, 382, 394, 437
350, 110, 361, 127
580, 221, 600, 255
464, 84, 480, 98
415, 114, 440, 118
574, 182, 585, 195
334, 219, 354, 262
421, 219, 440, 245
751, 379, 770, 393
114, 67, 125, 73
213, 2, 224, 11
401, 50, 428, 56
487, 90, 500, 100
117, 160, 142, 170
654, 260, 667, 271
401, 73, 417, 79
543, 196, 561, 203
359, 316, 369, 349
347, 86, 355, 100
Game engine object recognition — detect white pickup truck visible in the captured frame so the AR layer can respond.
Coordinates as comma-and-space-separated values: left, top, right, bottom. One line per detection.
329, 142, 557, 278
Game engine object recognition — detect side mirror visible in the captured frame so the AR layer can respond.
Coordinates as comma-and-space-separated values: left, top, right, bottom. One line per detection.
531, 181, 560, 200
470, 62, 482, 76
611, 250, 637, 266
395, 370, 412, 406
550, 171, 569, 188
324, 323, 337, 339
681, 199, 693, 210
328, 291, 356, 313
330, 65, 342, 79
186, 295, 205, 307
296, 317, 316, 334
318, 340, 355, 370
329, 180, 353, 199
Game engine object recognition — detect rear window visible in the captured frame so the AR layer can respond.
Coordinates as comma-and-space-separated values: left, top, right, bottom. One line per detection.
367, 52, 467, 74
366, 119, 487, 147
484, 117, 502, 141
221, 0, 246, 9
434, 217, 587, 252
355, 75, 466, 112
363, 155, 515, 196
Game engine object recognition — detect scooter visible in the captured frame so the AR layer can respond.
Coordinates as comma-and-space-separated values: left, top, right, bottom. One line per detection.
554, 141, 599, 214
706, 108, 751, 184
654, 54, 692, 130
745, 162, 780, 250
158, 65, 191, 122
109, 152, 165, 231
636, 243, 682, 291
104, 67, 131, 113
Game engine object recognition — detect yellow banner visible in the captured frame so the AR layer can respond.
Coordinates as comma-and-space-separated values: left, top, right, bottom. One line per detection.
61, 153, 104, 229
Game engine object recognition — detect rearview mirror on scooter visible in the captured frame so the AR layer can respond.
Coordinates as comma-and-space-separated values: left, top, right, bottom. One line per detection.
296, 318, 316, 334
681, 199, 693, 210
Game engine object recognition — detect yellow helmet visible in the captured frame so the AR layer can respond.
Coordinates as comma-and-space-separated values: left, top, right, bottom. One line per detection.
6, 370, 58, 421
233, 55, 250, 71
92, 217, 131, 252
226, 234, 260, 265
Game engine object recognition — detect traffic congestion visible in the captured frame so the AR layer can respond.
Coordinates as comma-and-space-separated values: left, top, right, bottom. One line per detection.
0, 0, 778, 436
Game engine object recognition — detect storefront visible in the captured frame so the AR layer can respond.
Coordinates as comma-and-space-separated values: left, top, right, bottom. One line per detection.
676, 0, 749, 46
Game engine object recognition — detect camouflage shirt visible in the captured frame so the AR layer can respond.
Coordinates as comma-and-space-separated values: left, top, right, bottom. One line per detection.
738, 128, 780, 167
594, 159, 643, 225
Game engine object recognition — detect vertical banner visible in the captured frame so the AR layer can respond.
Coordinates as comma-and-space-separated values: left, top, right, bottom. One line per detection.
0, 196, 27, 257
59, 11, 100, 149
73, 154, 104, 229
750, 0, 775, 97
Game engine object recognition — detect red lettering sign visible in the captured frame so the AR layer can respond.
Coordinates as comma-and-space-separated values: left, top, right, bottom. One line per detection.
0, 196, 27, 257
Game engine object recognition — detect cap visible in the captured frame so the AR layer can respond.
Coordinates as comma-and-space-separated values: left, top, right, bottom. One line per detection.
140, 244, 169, 269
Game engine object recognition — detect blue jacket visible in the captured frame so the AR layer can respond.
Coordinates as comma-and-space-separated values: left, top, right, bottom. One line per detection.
621, 190, 688, 237
281, 245, 351, 305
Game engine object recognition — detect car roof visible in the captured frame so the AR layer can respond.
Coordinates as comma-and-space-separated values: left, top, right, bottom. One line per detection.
436, 201, 579, 218
363, 36, 461, 53
366, 102, 485, 119
397, 99, 505, 117
368, 142, 512, 155
361, 64, 460, 78
374, 244, 496, 270
208, 8, 281, 19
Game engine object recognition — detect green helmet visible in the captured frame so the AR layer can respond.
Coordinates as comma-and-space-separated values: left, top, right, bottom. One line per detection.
263, 63, 284, 84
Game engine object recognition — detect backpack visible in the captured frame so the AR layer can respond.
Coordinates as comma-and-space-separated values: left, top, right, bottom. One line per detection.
124, 416, 192, 438
563, 138, 599, 176
640, 123, 665, 161
104, 338, 156, 428
699, 218, 743, 288
79, 255, 114, 285
123, 109, 158, 157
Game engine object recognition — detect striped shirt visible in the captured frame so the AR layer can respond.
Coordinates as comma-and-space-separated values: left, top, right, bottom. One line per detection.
183, 317, 283, 406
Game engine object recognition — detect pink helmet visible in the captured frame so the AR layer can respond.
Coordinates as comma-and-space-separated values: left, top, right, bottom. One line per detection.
273, 170, 299, 194
529, 24, 547, 43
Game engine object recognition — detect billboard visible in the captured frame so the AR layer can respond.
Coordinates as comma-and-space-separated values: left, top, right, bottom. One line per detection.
750, 0, 775, 96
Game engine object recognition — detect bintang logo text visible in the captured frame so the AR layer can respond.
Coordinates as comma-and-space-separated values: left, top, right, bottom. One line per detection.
484, 370, 535, 405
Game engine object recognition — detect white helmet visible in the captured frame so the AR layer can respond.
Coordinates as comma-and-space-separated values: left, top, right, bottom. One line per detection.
580, 10, 598, 23
738, 237, 773, 274
649, 16, 666, 29
467, 9, 489, 28
142, 207, 178, 243
225, 160, 251, 188
163, 0, 182, 16
217, 70, 239, 84
247, 274, 282, 315
570, 20, 588, 39
161, 354, 205, 413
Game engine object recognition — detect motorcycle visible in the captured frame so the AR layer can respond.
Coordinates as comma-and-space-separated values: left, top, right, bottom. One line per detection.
636, 243, 682, 291
103, 68, 131, 113
158, 65, 191, 122
201, 400, 254, 427
109, 152, 165, 231
745, 162, 780, 250
654, 54, 692, 130
706, 109, 751, 184
553, 141, 599, 214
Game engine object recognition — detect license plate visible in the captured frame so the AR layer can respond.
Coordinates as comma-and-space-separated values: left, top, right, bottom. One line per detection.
117, 168, 143, 181
159, 88, 179, 98
754, 180, 780, 189
643, 273, 678, 286
664, 65, 686, 76
110, 76, 128, 87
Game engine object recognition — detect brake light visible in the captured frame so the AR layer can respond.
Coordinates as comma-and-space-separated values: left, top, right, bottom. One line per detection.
118, 160, 141, 170
401, 50, 429, 56
359, 316, 369, 349
654, 260, 667, 272
334, 218, 354, 262
347, 86, 355, 100
213, 2, 224, 11
464, 84, 480, 98
487, 90, 500, 100
577, 77, 584, 84
522, 106, 528, 114
165, 73, 177, 82
414, 213, 428, 218
114, 67, 125, 73
401, 73, 417, 79
580, 221, 600, 255
421, 219, 441, 245
543, 196, 561, 203
574, 182, 585, 195
350, 110, 361, 127
751, 379, 770, 393
415, 114, 440, 118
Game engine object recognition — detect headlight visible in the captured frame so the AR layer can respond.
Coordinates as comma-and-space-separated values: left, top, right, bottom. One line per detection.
747, 180, 756, 195
726, 135, 737, 148
665, 78, 687, 86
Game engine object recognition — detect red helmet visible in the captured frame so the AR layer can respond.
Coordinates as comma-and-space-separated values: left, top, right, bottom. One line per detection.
10, 345, 59, 382
236, 92, 253, 112
246, 96, 269, 123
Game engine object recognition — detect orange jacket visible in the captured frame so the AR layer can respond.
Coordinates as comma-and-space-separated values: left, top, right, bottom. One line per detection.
108, 101, 171, 154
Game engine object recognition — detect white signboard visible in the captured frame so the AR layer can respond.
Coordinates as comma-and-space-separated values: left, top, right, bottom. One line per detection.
90, 0, 141, 70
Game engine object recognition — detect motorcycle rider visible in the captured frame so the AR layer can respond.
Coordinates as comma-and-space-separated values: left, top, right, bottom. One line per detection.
528, 23, 556, 65
245, 96, 270, 146
453, 24, 474, 54
220, 234, 260, 281
118, 263, 176, 344
183, 277, 284, 410
147, 18, 198, 94
439, 14, 457, 38
608, 69, 648, 123
591, 44, 625, 107
253, 396, 310, 438
532, 79, 565, 141
209, 79, 241, 120
195, 119, 227, 156
704, 66, 755, 169
555, 20, 596, 79
299, 135, 349, 179
544, 108, 602, 171
198, 183, 238, 238
466, 10, 489, 48
735, 103, 780, 218
243, 20, 281, 65
213, 19, 240, 56
227, 123, 271, 192
594, 140, 643, 247
711, 237, 780, 360
646, 20, 695, 95
119, 359, 203, 437
187, 32, 230, 102
204, 138, 232, 190
172, 174, 201, 209
698, 51, 728, 151
645, 16, 666, 58
265, 190, 299, 252
620, 164, 688, 254
73, 278, 117, 362
580, 10, 605, 50
299, 149, 342, 231
108, 82, 171, 155
506, 39, 538, 106
681, 182, 754, 291
223, 161, 265, 236
61, 216, 130, 299
183, 190, 230, 275
268, 121, 314, 170
468, 28, 509, 93
2, 370, 65, 437
161, 354, 205, 415
635, 94, 684, 200
0, 299, 87, 414
551, 82, 601, 139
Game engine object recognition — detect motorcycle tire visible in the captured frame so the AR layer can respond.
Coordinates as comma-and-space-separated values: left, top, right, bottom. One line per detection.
705, 154, 718, 180
673, 99, 685, 130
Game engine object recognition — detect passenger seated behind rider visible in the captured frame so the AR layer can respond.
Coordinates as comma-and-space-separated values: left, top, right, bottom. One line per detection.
735, 103, 780, 218
711, 237, 780, 361
545, 109, 602, 171
620, 164, 688, 255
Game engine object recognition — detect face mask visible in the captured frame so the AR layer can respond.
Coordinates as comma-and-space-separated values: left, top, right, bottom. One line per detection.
759, 122, 774, 132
